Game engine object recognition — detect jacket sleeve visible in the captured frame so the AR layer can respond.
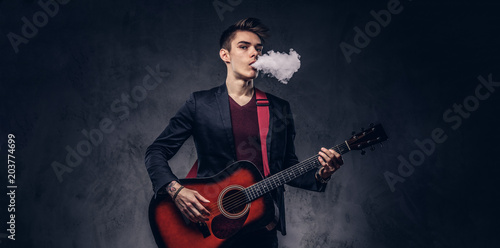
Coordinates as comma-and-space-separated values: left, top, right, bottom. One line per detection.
145, 93, 196, 196
283, 102, 327, 192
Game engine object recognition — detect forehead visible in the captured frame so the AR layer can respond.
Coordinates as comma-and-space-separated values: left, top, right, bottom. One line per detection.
231, 31, 262, 46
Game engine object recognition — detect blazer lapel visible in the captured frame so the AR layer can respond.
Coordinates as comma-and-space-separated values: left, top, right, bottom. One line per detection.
215, 84, 237, 160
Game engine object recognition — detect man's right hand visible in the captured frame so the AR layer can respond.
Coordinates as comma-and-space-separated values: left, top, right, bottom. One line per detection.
166, 181, 211, 223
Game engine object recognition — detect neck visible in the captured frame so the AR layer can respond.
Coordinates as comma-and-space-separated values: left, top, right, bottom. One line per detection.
226, 77, 254, 98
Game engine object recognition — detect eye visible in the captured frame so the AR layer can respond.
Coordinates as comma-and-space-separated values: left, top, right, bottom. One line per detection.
240, 46, 248, 49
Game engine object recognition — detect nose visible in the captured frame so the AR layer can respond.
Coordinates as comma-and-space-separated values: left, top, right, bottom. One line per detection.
250, 46, 258, 58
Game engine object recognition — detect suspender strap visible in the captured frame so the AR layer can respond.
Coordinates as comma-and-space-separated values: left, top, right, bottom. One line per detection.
255, 88, 271, 177
186, 88, 271, 178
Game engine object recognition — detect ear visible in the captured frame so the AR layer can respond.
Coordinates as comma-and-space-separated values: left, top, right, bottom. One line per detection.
219, 48, 231, 63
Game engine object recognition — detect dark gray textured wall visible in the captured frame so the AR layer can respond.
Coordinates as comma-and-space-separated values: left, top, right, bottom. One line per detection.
1, 0, 499, 247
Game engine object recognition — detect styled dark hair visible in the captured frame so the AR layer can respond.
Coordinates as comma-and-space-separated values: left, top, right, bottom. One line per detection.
219, 17, 270, 51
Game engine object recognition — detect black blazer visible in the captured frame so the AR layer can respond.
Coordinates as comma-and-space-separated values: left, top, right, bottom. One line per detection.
145, 84, 326, 235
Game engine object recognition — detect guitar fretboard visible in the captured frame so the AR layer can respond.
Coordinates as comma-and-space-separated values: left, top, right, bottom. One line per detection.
243, 142, 350, 202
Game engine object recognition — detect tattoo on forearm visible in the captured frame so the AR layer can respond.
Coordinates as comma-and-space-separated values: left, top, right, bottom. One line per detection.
167, 181, 177, 193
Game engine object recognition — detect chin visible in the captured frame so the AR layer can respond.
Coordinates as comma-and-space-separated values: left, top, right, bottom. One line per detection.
235, 69, 258, 81
248, 70, 259, 79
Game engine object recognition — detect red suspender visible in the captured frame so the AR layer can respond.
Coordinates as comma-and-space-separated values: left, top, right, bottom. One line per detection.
186, 88, 271, 178
255, 88, 271, 177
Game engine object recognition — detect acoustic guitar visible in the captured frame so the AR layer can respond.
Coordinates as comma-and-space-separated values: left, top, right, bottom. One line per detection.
149, 124, 388, 248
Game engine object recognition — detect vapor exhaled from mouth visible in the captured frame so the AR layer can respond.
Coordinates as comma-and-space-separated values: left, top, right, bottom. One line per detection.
252, 49, 301, 84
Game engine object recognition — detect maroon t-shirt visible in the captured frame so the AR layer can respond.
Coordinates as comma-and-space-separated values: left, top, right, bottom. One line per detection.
229, 93, 264, 176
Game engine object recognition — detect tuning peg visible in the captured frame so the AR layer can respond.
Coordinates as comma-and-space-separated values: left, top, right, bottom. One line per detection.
361, 150, 366, 155
370, 123, 374, 128
370, 146, 375, 151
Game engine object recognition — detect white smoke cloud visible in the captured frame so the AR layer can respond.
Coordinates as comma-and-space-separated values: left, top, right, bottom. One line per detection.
252, 49, 301, 84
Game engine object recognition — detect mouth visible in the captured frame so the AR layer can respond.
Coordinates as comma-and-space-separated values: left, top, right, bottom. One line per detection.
249, 61, 257, 69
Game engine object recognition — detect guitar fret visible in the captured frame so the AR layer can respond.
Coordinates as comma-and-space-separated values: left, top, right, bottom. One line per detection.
245, 188, 250, 202
246, 188, 250, 201
247, 188, 252, 202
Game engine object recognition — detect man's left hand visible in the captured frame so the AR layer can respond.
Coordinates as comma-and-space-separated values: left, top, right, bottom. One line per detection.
318, 147, 343, 178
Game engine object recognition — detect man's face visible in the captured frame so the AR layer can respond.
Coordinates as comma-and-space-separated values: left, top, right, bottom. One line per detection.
224, 31, 263, 80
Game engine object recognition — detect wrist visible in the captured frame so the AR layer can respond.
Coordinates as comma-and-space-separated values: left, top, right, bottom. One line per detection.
319, 167, 332, 179
165, 181, 181, 198
315, 168, 331, 184
172, 186, 185, 201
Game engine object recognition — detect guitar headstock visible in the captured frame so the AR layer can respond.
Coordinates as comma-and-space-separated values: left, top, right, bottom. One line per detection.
347, 123, 388, 154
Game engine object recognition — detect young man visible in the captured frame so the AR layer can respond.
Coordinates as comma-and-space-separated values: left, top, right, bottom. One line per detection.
145, 17, 343, 247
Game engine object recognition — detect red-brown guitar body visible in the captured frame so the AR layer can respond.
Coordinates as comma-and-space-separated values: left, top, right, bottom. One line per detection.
149, 124, 389, 248
149, 161, 275, 248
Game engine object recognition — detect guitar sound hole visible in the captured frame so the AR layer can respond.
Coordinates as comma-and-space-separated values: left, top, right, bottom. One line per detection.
221, 189, 246, 214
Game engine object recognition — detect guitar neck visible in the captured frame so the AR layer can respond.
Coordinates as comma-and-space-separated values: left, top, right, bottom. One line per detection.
244, 141, 351, 202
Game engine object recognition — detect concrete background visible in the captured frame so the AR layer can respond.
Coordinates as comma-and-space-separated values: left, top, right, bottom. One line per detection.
1, 0, 499, 247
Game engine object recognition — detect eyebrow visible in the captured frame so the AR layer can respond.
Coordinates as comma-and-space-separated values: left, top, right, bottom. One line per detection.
237, 41, 263, 47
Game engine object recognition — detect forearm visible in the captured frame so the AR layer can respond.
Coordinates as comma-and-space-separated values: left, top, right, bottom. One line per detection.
145, 145, 179, 196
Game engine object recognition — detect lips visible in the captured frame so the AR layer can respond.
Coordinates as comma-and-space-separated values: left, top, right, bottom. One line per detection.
250, 61, 257, 70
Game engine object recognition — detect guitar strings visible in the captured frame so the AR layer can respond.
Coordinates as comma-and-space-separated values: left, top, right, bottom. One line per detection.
213, 145, 349, 213
220, 154, 325, 213
214, 144, 349, 213
192, 144, 350, 216
220, 158, 317, 213
197, 141, 362, 219
190, 149, 341, 218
